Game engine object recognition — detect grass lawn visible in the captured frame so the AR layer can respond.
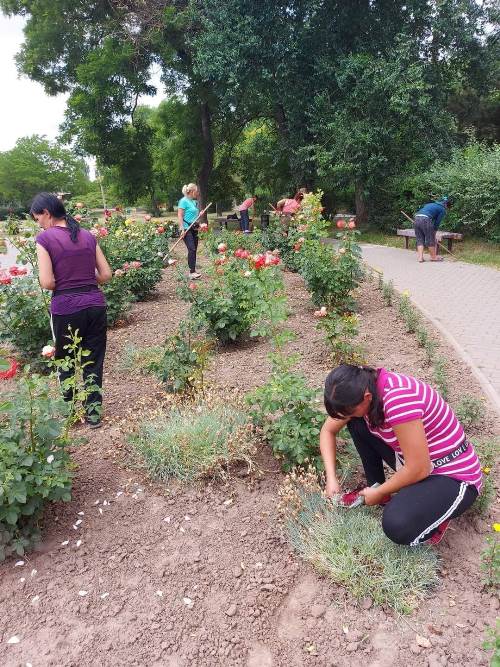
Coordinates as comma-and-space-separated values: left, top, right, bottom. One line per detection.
358, 228, 500, 270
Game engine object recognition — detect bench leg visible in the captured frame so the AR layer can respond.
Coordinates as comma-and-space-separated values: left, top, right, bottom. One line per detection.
448, 239, 452, 253
405, 238, 409, 250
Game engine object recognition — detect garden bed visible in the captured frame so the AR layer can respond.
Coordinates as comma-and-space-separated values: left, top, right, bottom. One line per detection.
0, 256, 498, 667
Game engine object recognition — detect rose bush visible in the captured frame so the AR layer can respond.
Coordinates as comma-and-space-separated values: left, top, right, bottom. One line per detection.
178, 251, 287, 343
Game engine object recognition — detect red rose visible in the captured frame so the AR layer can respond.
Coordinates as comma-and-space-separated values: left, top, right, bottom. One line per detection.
337, 219, 346, 229
0, 359, 19, 380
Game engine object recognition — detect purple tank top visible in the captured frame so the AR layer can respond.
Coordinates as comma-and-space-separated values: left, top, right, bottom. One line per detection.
36, 226, 106, 315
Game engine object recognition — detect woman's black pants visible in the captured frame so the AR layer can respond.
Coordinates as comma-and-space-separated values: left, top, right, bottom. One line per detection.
346, 418, 478, 545
183, 228, 199, 272
51, 306, 107, 419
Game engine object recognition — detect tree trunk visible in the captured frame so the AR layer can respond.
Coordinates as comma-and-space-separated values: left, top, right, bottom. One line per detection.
198, 101, 214, 221
355, 181, 368, 226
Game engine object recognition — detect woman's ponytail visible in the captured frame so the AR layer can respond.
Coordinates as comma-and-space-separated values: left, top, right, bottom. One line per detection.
65, 214, 80, 243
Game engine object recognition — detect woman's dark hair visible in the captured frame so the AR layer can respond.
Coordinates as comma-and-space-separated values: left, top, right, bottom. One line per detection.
324, 364, 385, 427
30, 192, 80, 243
294, 191, 305, 202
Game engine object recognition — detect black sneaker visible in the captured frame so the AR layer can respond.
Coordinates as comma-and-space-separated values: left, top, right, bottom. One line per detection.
85, 416, 102, 429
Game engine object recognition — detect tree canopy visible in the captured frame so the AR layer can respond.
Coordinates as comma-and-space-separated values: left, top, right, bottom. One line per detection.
1, 0, 498, 223
0, 135, 90, 207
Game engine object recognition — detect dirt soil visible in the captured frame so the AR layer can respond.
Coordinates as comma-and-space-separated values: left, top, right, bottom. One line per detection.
0, 254, 499, 667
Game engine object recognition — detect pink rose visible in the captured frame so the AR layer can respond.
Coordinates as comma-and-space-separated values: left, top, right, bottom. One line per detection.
41, 345, 56, 358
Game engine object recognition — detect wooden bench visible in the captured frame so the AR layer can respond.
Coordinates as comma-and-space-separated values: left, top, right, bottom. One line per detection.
397, 229, 463, 254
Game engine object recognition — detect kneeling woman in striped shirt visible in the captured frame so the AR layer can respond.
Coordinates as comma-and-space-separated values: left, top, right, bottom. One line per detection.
320, 365, 482, 546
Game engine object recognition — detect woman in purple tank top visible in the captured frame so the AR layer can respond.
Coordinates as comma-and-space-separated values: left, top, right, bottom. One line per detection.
32, 193, 112, 428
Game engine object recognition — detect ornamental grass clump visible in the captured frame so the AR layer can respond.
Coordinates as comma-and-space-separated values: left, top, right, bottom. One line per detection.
130, 399, 257, 482
279, 472, 439, 614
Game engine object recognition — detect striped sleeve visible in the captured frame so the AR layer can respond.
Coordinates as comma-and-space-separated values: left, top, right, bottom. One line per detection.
383, 386, 425, 426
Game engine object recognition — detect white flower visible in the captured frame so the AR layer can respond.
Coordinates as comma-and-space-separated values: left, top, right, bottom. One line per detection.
41, 345, 55, 358
46, 455, 54, 464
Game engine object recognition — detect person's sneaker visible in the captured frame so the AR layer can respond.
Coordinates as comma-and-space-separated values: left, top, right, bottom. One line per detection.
424, 519, 450, 545
85, 416, 102, 429
189, 272, 202, 279
339, 483, 391, 508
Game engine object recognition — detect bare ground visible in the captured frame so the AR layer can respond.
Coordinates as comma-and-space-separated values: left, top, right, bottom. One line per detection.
0, 254, 498, 667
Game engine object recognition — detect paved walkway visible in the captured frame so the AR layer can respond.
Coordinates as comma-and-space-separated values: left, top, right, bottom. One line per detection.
361, 244, 500, 416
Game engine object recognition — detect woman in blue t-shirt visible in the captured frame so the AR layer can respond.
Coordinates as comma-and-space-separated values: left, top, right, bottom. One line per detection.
177, 183, 201, 279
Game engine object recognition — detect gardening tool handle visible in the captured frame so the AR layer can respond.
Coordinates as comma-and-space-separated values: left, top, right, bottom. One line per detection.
401, 210, 414, 225
165, 202, 212, 258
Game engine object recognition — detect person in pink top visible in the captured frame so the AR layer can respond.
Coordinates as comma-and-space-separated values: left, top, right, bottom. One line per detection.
320, 364, 482, 546
237, 195, 257, 233
276, 191, 304, 215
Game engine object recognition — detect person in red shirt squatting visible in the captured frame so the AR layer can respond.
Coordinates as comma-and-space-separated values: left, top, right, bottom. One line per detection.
320, 364, 481, 546
236, 195, 258, 234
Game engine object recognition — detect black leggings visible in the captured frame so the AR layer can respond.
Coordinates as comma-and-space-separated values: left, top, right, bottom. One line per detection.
347, 418, 478, 545
183, 228, 199, 272
51, 306, 107, 418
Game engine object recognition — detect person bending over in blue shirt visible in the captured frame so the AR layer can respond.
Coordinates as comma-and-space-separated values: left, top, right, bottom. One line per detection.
413, 197, 452, 263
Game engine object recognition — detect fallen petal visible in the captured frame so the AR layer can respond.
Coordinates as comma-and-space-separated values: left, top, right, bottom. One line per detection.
61, 540, 69, 546
7, 635, 20, 644
78, 590, 88, 597
156, 591, 163, 597
31, 569, 37, 577
100, 593, 109, 600
76, 540, 82, 548
183, 597, 193, 606
14, 561, 25, 567
77, 511, 84, 516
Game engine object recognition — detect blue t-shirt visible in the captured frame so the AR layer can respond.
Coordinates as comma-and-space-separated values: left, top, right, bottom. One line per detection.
416, 202, 447, 230
178, 196, 199, 229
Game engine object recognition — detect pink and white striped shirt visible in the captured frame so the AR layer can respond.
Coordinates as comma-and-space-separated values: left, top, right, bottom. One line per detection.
366, 369, 482, 491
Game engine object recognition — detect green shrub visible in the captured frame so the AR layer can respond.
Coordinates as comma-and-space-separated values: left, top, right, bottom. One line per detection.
154, 320, 213, 394
247, 342, 325, 470
0, 335, 96, 560
471, 439, 498, 516
178, 252, 287, 344
409, 141, 500, 242
481, 529, 499, 588
0, 277, 51, 359
101, 275, 133, 326
298, 231, 363, 311
316, 310, 364, 365
123, 264, 163, 300
454, 394, 485, 429
280, 480, 439, 614
130, 400, 257, 482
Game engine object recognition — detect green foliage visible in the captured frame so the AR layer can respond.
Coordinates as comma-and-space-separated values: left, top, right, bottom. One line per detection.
203, 228, 263, 257
130, 400, 257, 482
483, 619, 500, 666
382, 280, 395, 306
316, 311, 364, 365
246, 342, 324, 471
0, 276, 51, 359
471, 439, 498, 516
432, 356, 449, 401
299, 232, 363, 311
397, 292, 422, 334
408, 142, 500, 241
454, 394, 485, 430
179, 253, 287, 344
0, 333, 96, 560
155, 320, 213, 395
101, 276, 133, 327
280, 483, 439, 614
481, 531, 499, 589
0, 135, 90, 207
123, 264, 163, 301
